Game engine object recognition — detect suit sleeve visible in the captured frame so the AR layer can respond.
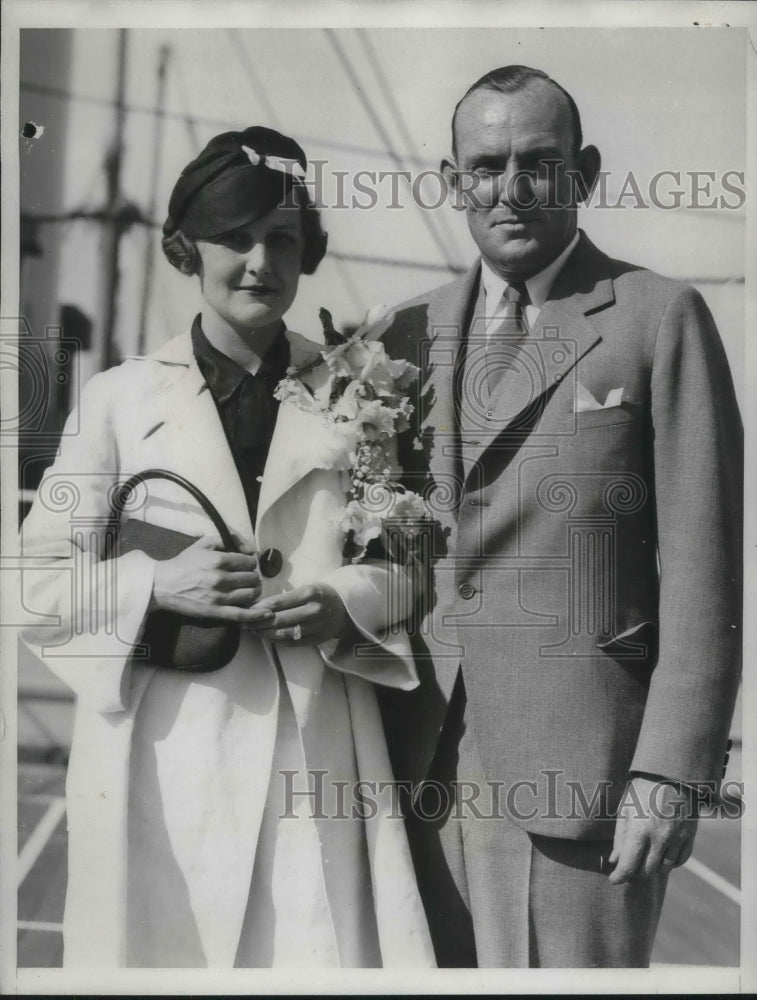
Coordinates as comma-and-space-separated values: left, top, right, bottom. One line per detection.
629, 285, 742, 787
18, 371, 156, 714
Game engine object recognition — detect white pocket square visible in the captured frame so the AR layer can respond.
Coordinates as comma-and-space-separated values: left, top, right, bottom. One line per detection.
575, 383, 625, 413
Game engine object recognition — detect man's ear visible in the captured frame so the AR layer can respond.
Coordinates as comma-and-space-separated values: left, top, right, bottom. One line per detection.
441, 157, 466, 211
573, 145, 601, 204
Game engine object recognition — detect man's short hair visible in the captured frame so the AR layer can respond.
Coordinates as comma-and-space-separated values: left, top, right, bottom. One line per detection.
451, 65, 583, 157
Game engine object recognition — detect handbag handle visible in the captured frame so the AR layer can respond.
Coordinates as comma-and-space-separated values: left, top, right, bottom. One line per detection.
108, 469, 241, 672
110, 469, 239, 552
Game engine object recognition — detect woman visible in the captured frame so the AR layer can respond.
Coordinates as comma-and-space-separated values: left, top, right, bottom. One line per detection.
20, 127, 434, 968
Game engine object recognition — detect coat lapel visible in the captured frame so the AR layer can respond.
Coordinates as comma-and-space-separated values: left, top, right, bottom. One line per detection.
129, 327, 339, 545
128, 333, 254, 540
254, 330, 350, 532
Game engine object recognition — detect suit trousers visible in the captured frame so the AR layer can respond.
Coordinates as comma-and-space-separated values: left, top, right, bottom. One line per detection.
406, 672, 669, 968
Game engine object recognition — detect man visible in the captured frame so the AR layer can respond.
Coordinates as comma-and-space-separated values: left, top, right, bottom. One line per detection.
377, 66, 742, 967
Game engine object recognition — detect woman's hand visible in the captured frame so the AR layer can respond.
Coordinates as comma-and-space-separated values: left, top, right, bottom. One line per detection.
151, 535, 274, 626
251, 584, 351, 644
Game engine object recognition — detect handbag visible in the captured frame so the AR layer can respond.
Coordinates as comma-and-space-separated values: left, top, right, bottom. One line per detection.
109, 469, 241, 672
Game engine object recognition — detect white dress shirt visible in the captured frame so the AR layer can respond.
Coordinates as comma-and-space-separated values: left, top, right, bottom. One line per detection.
480, 231, 580, 340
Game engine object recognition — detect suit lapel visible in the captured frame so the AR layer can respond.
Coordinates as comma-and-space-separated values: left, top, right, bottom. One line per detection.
421, 263, 481, 514
482, 303, 602, 427
465, 233, 613, 472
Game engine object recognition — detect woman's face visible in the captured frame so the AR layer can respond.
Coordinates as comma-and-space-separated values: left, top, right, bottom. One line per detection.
196, 204, 305, 336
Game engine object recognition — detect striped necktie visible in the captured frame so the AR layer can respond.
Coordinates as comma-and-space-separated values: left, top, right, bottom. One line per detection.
486, 280, 530, 396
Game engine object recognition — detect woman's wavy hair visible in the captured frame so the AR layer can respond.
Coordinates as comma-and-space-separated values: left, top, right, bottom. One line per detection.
161, 186, 328, 277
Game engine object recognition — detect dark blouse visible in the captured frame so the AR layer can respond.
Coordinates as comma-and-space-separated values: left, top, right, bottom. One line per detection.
191, 315, 290, 526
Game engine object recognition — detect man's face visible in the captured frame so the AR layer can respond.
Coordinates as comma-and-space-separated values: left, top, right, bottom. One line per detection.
448, 81, 583, 280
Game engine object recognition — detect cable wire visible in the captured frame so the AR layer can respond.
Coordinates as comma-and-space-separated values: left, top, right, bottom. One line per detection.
19, 79, 436, 166
355, 29, 466, 266
323, 29, 461, 275
225, 30, 283, 129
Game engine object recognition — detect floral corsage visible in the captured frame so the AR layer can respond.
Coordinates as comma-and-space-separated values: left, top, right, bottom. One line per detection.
274, 307, 433, 564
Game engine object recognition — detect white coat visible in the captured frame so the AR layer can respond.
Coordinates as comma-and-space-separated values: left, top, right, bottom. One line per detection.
19, 329, 434, 968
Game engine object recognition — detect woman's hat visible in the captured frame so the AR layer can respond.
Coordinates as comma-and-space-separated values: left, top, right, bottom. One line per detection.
163, 126, 309, 239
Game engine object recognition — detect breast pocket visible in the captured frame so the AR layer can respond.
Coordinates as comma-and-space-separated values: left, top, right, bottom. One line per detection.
574, 403, 638, 430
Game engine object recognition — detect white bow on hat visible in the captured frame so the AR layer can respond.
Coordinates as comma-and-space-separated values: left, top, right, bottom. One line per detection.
241, 144, 306, 180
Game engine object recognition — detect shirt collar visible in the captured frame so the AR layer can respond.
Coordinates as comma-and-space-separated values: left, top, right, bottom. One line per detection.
480, 231, 580, 312
191, 315, 290, 405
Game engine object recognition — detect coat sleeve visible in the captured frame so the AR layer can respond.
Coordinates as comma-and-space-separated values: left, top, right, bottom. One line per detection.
318, 432, 421, 691
318, 558, 419, 690
629, 285, 742, 788
18, 370, 157, 714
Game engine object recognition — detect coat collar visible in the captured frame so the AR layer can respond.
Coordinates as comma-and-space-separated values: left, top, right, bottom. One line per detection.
141, 325, 325, 369
127, 328, 330, 542
542, 230, 616, 316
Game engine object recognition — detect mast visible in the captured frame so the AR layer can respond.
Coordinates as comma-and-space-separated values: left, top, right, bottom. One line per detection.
136, 44, 170, 356
97, 28, 128, 371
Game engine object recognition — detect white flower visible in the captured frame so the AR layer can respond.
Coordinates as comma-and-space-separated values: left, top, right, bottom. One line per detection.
331, 418, 363, 455
385, 356, 420, 392
329, 338, 380, 384
357, 398, 397, 440
354, 304, 396, 342
334, 500, 384, 559
274, 378, 323, 414
394, 396, 415, 433
323, 342, 356, 380
331, 379, 365, 421
387, 490, 431, 524
322, 337, 400, 396
353, 340, 388, 385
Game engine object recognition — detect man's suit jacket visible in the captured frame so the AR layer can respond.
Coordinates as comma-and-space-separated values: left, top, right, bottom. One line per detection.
378, 231, 742, 839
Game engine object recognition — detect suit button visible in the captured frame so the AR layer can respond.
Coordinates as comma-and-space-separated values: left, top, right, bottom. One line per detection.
259, 547, 283, 577
458, 581, 476, 600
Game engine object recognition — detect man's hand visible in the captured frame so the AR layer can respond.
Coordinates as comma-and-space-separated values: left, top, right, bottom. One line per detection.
608, 775, 698, 884
151, 535, 273, 626
251, 584, 351, 644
